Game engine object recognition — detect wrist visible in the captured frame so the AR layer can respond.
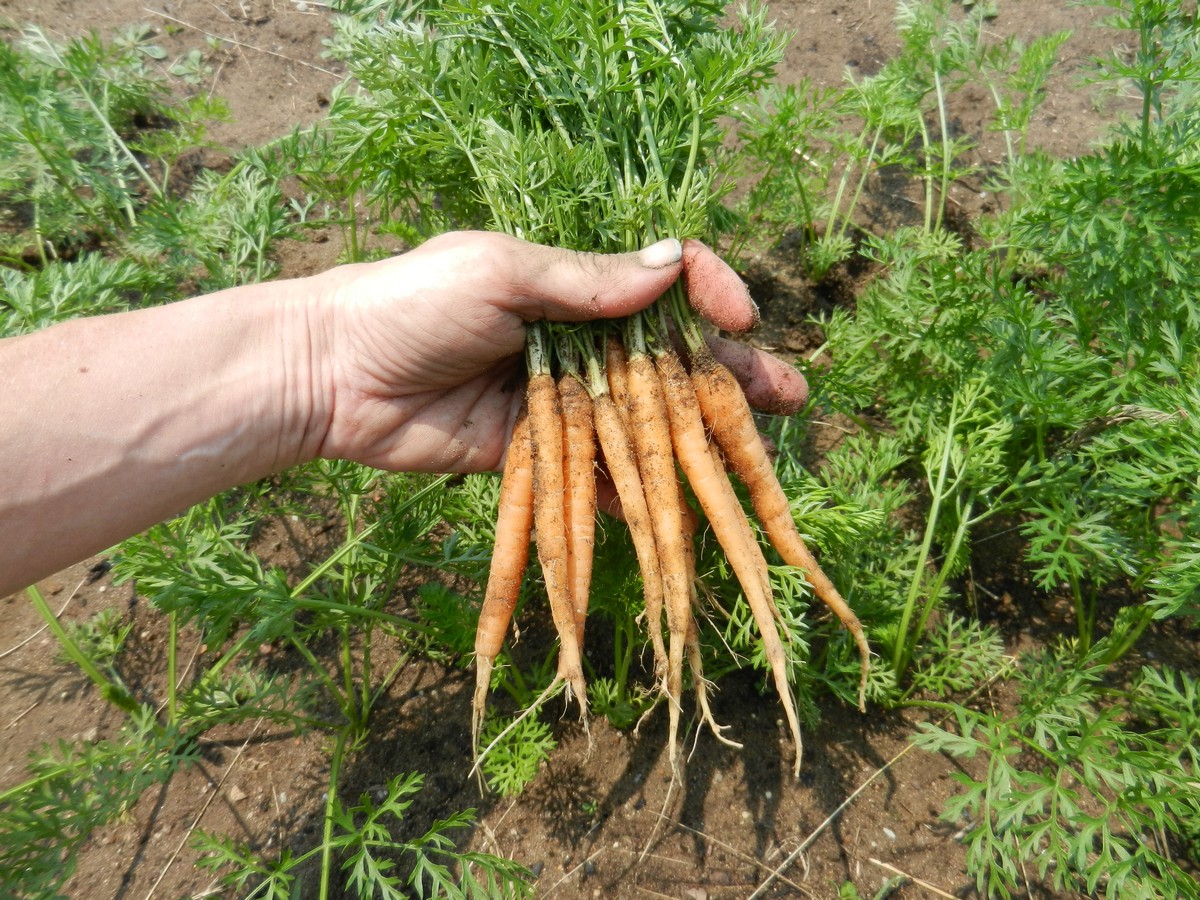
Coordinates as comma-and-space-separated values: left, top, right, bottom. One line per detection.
260, 269, 340, 471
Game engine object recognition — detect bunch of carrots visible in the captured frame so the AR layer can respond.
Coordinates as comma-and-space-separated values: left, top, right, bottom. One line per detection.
473, 277, 871, 776
341, 0, 870, 775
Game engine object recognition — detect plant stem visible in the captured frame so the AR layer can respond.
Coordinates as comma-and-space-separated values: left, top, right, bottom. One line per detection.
917, 111, 936, 234
37, 31, 162, 204
340, 624, 358, 725
932, 67, 951, 232
911, 492, 974, 653
1138, 17, 1156, 152
290, 633, 350, 719
892, 396, 961, 677
828, 124, 881, 255
369, 648, 414, 711
318, 726, 351, 900
526, 321, 552, 376
26, 585, 139, 714
167, 611, 178, 723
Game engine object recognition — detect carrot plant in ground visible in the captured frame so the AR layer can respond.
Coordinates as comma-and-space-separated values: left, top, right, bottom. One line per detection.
729, 0, 1068, 276
196, 771, 532, 900
0, 23, 221, 268
755, 0, 1200, 895
0, 23, 534, 900
0, 707, 199, 899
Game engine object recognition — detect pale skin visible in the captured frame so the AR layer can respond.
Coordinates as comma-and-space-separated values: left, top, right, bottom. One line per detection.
0, 231, 806, 598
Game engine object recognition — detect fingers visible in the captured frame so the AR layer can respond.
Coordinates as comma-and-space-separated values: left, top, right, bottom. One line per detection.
681, 239, 760, 333
708, 336, 808, 416
496, 234, 685, 322
505, 235, 760, 332
492, 231, 805, 414
414, 231, 804, 413
419, 232, 760, 333
677, 239, 805, 414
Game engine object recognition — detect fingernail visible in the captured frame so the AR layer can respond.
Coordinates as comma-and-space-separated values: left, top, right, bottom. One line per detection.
637, 237, 683, 269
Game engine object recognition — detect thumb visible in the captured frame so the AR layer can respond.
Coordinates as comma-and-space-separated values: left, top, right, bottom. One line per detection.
501, 236, 684, 322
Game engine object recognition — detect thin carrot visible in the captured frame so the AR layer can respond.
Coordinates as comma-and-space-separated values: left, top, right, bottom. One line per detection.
558, 367, 597, 649
604, 333, 668, 678
708, 439, 775, 627
526, 329, 588, 716
677, 471, 739, 748
689, 345, 871, 711
585, 354, 669, 686
654, 343, 805, 776
625, 329, 692, 773
686, 612, 740, 748
472, 403, 534, 750
605, 334, 633, 433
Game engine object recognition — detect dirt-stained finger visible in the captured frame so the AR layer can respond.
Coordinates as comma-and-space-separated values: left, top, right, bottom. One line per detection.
707, 337, 808, 416
682, 239, 759, 333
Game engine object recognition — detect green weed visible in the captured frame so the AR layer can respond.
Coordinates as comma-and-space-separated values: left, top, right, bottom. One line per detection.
196, 772, 534, 898
56, 607, 132, 673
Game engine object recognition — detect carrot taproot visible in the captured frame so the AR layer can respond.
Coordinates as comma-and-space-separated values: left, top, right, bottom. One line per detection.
677, 472, 739, 748
472, 403, 534, 749
625, 346, 693, 772
707, 439, 776, 627
654, 344, 804, 776
689, 347, 870, 711
558, 369, 597, 649
587, 363, 669, 686
685, 612, 740, 748
604, 334, 668, 678
526, 366, 588, 716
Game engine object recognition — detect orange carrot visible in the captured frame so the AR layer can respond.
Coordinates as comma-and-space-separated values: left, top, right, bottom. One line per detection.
677, 472, 739, 748
689, 347, 870, 711
587, 365, 668, 685
604, 335, 667, 678
558, 369, 597, 649
654, 344, 805, 776
707, 439, 775, 625
472, 404, 534, 746
605, 334, 633, 433
626, 347, 693, 772
526, 368, 588, 716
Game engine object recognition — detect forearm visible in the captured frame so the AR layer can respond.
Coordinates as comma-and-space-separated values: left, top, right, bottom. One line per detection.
0, 279, 328, 596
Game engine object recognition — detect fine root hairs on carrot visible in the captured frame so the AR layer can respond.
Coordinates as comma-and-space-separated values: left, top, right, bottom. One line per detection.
654, 344, 805, 777
686, 614, 740, 750
472, 404, 535, 754
626, 345, 693, 776
679, 474, 740, 749
526, 363, 588, 718
558, 368, 597, 650
690, 347, 871, 711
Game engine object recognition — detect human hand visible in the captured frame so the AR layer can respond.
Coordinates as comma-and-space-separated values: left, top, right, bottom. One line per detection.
307, 230, 805, 473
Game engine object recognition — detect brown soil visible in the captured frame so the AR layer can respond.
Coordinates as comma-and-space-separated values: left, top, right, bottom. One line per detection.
0, 2, 1136, 898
